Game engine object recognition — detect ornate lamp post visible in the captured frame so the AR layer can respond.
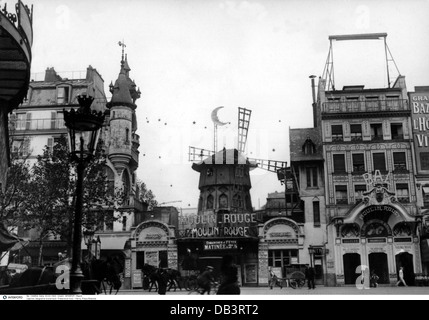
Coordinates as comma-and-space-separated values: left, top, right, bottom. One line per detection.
64, 94, 105, 294
83, 228, 95, 260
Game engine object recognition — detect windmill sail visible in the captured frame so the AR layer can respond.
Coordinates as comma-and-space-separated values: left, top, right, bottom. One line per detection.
237, 107, 251, 154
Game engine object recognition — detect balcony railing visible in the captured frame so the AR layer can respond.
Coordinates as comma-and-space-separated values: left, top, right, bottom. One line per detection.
13, 119, 66, 131
322, 99, 409, 114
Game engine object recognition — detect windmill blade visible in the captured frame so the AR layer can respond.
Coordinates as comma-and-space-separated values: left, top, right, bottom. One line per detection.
237, 107, 252, 154
188, 146, 214, 162
247, 157, 287, 173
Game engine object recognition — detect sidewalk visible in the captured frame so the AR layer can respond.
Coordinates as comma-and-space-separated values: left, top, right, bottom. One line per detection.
112, 285, 429, 296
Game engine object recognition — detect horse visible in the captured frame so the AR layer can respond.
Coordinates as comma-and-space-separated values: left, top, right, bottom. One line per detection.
82, 256, 123, 295
8, 266, 56, 289
141, 264, 182, 292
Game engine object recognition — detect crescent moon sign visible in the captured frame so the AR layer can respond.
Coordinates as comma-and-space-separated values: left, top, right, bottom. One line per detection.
211, 106, 230, 126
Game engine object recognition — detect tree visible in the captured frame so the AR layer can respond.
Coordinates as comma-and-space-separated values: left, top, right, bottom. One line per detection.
19, 135, 125, 265
137, 180, 158, 210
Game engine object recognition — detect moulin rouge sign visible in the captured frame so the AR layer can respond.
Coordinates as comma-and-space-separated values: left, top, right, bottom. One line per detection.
178, 213, 258, 238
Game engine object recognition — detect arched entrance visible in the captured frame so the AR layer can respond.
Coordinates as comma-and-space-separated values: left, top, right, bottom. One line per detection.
395, 252, 414, 286
369, 252, 389, 284
343, 253, 361, 285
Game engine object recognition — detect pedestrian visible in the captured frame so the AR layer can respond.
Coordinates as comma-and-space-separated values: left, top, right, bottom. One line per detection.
197, 266, 215, 294
268, 267, 282, 289
305, 264, 316, 289
396, 267, 407, 287
157, 267, 168, 295
217, 254, 240, 295
370, 270, 379, 288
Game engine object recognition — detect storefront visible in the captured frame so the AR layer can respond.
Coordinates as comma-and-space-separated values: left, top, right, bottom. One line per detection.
130, 220, 177, 288
177, 211, 259, 286
332, 203, 421, 286
258, 217, 305, 286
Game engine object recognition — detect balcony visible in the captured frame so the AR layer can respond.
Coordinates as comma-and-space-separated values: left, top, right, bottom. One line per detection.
322, 99, 409, 114
13, 118, 66, 131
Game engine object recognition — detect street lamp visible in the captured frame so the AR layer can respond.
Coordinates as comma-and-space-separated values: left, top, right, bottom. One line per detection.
83, 228, 95, 260
64, 94, 105, 294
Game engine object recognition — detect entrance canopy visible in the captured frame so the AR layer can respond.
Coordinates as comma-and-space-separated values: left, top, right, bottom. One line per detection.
343, 203, 415, 226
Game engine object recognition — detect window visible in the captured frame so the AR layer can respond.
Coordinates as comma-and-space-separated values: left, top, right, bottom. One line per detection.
16, 113, 26, 130
122, 216, 127, 231
11, 138, 30, 157
105, 167, 115, 197
396, 184, 409, 203
350, 124, 362, 141
313, 201, 320, 227
391, 123, 404, 139
47, 138, 54, 153
232, 194, 243, 208
335, 185, 348, 204
51, 112, 57, 129
206, 194, 214, 209
219, 194, 228, 209
370, 123, 383, 141
393, 152, 407, 171
125, 128, 130, 144
57, 86, 70, 104
354, 185, 367, 203
421, 152, 429, 170
235, 166, 244, 178
122, 171, 130, 206
331, 125, 343, 141
268, 250, 298, 270
373, 153, 386, 172
25, 112, 31, 130
302, 138, 316, 155
352, 153, 365, 172
333, 154, 346, 173
306, 167, 318, 187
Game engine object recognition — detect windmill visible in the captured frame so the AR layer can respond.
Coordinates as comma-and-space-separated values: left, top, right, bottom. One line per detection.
188, 107, 288, 215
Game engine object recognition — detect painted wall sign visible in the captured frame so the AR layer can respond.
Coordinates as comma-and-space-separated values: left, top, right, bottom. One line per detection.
411, 91, 429, 173
178, 213, 258, 238
266, 224, 296, 240
359, 205, 400, 221
138, 226, 168, 242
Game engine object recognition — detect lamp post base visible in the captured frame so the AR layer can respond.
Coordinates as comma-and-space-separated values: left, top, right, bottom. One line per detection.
70, 269, 85, 294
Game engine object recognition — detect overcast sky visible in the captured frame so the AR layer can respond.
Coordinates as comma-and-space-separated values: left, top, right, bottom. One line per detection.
14, 0, 429, 209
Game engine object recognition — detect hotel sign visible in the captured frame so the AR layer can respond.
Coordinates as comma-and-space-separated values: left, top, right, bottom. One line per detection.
411, 91, 429, 173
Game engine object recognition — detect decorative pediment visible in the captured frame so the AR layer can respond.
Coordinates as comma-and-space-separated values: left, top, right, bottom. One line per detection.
362, 185, 396, 206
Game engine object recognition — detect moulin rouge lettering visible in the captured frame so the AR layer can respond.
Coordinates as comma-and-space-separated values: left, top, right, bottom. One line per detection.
179, 213, 257, 238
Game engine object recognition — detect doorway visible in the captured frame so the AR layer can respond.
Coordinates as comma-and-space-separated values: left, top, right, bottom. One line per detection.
343, 253, 361, 285
369, 252, 389, 284
396, 252, 414, 286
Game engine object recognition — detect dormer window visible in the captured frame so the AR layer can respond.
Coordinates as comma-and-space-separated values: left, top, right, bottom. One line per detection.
56, 86, 70, 104
302, 138, 316, 155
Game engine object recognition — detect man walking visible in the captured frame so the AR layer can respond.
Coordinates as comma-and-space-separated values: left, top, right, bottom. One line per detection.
396, 267, 407, 287
305, 264, 316, 289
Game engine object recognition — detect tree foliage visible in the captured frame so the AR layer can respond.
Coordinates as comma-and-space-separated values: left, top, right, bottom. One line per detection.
137, 180, 158, 210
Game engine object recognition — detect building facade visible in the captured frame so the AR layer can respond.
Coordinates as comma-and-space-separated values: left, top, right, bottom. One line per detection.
0, 1, 33, 192
319, 76, 421, 286
8, 56, 144, 288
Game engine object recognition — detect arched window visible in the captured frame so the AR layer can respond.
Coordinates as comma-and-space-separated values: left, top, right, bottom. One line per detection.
198, 197, 203, 212
232, 194, 243, 208
206, 194, 214, 209
122, 215, 127, 231
219, 194, 228, 209
122, 170, 130, 205
302, 138, 316, 155
104, 166, 115, 197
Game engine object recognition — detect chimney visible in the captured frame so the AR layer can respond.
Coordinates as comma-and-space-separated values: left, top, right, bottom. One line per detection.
44, 67, 62, 82
310, 75, 317, 128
